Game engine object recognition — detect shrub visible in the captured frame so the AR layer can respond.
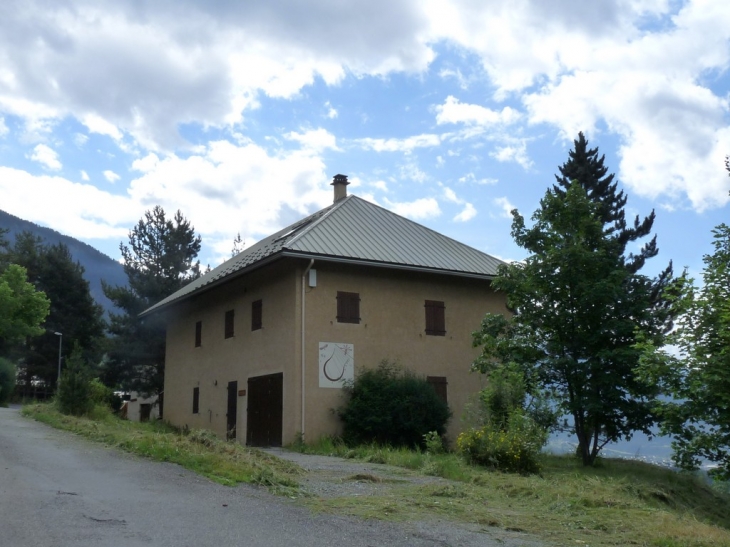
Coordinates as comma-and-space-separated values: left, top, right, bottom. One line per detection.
56, 345, 94, 416
0, 357, 16, 406
457, 411, 547, 474
339, 360, 451, 448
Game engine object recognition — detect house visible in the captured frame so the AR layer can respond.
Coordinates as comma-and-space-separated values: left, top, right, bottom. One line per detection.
122, 392, 161, 422
141, 175, 507, 446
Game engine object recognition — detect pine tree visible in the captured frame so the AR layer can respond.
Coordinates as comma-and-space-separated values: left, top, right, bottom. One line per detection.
6, 234, 104, 391
475, 151, 674, 466
103, 206, 201, 402
555, 132, 661, 273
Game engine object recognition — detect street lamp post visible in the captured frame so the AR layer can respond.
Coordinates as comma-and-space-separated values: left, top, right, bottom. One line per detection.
54, 332, 62, 386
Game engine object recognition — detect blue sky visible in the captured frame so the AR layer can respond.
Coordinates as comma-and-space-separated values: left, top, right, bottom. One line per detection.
1, 0, 729, 280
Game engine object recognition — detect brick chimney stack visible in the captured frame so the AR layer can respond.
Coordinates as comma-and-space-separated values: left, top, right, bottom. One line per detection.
331, 174, 349, 202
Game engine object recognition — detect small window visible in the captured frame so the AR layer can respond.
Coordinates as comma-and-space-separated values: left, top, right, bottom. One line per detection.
195, 321, 202, 347
224, 309, 235, 338
336, 291, 360, 324
252, 299, 262, 331
427, 376, 448, 404
192, 387, 200, 414
425, 300, 446, 336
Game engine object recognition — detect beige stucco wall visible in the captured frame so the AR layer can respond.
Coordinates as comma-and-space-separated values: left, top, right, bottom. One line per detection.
163, 257, 508, 446
300, 261, 506, 443
163, 260, 300, 442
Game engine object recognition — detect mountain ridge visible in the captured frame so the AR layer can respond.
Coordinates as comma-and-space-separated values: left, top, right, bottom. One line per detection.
0, 209, 127, 315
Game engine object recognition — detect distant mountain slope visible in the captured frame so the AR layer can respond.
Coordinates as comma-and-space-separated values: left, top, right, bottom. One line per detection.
0, 209, 127, 315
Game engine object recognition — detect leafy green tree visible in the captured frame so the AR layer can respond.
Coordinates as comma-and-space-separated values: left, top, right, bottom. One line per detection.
638, 223, 730, 479
103, 206, 201, 401
474, 181, 672, 466
7, 233, 104, 390
0, 264, 50, 345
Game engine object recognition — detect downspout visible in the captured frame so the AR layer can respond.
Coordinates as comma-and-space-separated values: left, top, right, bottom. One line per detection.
301, 259, 315, 440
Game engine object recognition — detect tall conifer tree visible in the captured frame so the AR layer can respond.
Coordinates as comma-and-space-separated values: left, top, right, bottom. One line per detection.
103, 206, 201, 404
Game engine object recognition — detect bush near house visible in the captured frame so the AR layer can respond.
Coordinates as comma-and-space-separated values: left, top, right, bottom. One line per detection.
338, 360, 451, 448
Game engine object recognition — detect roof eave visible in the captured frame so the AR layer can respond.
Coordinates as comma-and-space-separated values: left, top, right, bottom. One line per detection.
279, 250, 496, 281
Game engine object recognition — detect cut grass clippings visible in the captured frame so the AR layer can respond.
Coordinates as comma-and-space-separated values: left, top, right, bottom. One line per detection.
22, 403, 301, 494
22, 404, 730, 546
291, 436, 730, 547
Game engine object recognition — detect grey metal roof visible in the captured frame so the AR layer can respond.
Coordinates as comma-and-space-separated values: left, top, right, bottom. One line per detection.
141, 195, 504, 316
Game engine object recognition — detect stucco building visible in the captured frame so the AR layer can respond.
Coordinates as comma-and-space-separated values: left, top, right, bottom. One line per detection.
142, 175, 507, 446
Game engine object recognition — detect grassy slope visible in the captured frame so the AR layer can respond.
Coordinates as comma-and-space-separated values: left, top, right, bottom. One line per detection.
22, 404, 730, 547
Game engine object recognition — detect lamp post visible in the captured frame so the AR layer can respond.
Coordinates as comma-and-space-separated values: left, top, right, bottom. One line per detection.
54, 332, 62, 386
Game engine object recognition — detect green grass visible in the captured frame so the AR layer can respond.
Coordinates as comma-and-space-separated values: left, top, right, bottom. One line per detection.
22, 404, 730, 546
22, 402, 301, 493
291, 436, 730, 547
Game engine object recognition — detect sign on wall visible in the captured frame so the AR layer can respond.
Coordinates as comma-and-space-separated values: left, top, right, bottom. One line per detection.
318, 342, 354, 388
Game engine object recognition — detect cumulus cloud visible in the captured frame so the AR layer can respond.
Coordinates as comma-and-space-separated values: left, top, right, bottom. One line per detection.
357, 133, 441, 153
442, 186, 477, 222
285, 128, 339, 152
29, 144, 62, 170
80, 170, 89, 181
494, 196, 516, 219
384, 197, 441, 220
435, 96, 520, 126
491, 141, 532, 170
104, 170, 120, 183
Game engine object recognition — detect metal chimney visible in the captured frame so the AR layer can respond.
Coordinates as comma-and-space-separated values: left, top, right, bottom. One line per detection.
331, 174, 349, 202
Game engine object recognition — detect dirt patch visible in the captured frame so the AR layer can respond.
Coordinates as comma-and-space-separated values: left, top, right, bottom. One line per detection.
261, 448, 449, 499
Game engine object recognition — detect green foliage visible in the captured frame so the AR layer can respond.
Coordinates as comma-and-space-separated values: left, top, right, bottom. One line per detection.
474, 139, 674, 466
638, 223, 730, 480
0, 263, 50, 346
103, 206, 201, 398
457, 411, 547, 473
423, 431, 445, 455
4, 233, 104, 391
0, 357, 17, 405
56, 344, 94, 416
338, 360, 452, 448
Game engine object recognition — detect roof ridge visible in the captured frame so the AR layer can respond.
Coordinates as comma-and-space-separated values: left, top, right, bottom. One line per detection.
285, 194, 353, 248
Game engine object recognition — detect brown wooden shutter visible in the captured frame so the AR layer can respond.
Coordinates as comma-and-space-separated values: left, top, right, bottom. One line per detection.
252, 300, 262, 331
427, 376, 448, 404
336, 291, 360, 323
192, 387, 200, 414
224, 309, 235, 338
425, 300, 445, 335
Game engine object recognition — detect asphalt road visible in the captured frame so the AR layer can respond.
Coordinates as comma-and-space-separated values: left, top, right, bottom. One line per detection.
0, 407, 542, 547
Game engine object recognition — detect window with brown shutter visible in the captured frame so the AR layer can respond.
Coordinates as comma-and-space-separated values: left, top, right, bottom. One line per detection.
425, 300, 446, 335
195, 320, 202, 347
252, 299, 262, 331
224, 309, 235, 338
427, 376, 448, 404
192, 387, 200, 414
336, 291, 360, 324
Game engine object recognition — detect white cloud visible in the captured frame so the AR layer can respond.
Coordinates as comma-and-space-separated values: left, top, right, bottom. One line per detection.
74, 133, 89, 147
285, 128, 339, 152
104, 170, 120, 183
357, 133, 441, 153
442, 186, 477, 222
458, 172, 498, 185
435, 96, 521, 126
0, 117, 7, 137
491, 143, 532, 170
454, 203, 477, 222
384, 197, 441, 220
80, 170, 89, 181
325, 101, 338, 119
494, 196, 515, 219
29, 144, 62, 170
82, 113, 123, 141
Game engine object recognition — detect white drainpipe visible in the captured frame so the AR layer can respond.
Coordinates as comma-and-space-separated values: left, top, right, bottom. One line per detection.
301, 259, 315, 439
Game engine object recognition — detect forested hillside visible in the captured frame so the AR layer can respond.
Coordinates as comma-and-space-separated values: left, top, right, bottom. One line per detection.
0, 209, 126, 314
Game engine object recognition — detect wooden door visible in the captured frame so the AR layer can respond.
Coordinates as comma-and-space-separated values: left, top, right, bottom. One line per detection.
246, 373, 283, 447
226, 381, 238, 440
